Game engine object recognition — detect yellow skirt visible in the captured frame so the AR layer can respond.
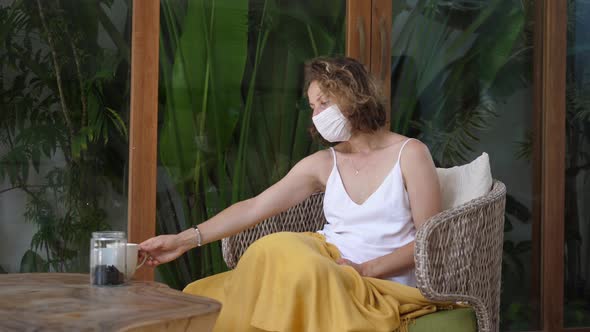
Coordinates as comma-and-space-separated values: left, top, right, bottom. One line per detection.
184, 232, 450, 332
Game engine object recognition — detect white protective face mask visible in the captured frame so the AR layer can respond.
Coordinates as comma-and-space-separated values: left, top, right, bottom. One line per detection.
312, 104, 352, 142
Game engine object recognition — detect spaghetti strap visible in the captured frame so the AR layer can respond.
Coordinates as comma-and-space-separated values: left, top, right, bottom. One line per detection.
329, 147, 337, 168
397, 138, 414, 166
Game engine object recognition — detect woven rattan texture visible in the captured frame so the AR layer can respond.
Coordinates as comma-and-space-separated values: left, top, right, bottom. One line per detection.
415, 180, 506, 332
221, 193, 326, 269
222, 181, 506, 332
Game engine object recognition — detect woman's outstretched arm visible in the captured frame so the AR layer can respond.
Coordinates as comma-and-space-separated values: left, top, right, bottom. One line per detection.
139, 151, 328, 267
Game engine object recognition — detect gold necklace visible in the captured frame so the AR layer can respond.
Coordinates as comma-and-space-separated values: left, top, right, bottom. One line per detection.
347, 156, 369, 175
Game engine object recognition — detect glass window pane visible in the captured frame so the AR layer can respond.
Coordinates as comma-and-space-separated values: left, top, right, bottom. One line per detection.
390, 1, 538, 330
156, 0, 346, 289
564, 0, 590, 327
0, 1, 131, 273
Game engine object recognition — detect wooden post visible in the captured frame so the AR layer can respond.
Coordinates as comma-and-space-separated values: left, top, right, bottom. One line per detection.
346, 0, 392, 119
346, 0, 372, 67
128, 0, 160, 281
370, 0, 392, 118
537, 0, 567, 330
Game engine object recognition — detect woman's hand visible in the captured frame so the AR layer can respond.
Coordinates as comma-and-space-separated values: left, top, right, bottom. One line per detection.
337, 258, 369, 277
139, 234, 190, 267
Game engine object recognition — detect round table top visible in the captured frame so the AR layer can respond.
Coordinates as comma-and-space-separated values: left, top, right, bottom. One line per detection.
0, 273, 221, 331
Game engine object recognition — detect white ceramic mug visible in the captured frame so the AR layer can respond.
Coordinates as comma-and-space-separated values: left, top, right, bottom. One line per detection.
125, 243, 147, 279
95, 243, 147, 281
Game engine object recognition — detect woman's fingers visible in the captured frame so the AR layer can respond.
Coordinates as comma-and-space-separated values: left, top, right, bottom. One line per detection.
139, 237, 160, 252
143, 254, 160, 267
138, 235, 180, 268
138, 238, 161, 268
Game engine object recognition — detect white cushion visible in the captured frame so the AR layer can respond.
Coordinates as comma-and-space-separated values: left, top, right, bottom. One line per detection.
436, 153, 493, 210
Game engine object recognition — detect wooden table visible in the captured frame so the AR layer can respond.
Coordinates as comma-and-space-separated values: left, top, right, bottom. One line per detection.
0, 273, 221, 331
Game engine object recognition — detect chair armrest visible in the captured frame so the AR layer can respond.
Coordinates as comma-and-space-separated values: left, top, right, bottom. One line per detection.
414, 180, 506, 332
222, 193, 326, 269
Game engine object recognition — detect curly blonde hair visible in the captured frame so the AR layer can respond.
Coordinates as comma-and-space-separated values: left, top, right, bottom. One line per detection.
304, 56, 386, 134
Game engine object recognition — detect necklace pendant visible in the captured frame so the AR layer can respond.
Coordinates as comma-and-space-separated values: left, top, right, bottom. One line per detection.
355, 170, 359, 175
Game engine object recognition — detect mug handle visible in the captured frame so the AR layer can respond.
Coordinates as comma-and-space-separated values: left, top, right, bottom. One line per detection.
136, 254, 148, 270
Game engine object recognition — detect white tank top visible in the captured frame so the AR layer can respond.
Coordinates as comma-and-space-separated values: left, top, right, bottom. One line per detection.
318, 139, 417, 286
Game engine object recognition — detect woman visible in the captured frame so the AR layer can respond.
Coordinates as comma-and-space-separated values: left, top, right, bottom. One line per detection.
139, 56, 449, 332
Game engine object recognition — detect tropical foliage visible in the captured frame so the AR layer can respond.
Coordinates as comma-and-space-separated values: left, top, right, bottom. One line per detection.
155, 0, 345, 290
389, 0, 528, 166
0, 0, 130, 272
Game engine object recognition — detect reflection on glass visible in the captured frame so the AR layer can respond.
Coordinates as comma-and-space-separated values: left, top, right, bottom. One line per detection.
156, 0, 346, 289
0, 1, 131, 273
564, 0, 590, 327
390, 1, 537, 330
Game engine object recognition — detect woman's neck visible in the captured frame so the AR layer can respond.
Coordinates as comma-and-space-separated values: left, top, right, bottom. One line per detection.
344, 127, 393, 154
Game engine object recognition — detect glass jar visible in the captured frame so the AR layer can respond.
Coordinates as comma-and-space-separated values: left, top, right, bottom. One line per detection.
90, 231, 127, 286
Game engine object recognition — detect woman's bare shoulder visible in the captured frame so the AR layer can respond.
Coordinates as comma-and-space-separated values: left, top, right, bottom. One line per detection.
399, 138, 435, 169
293, 149, 334, 188
403, 137, 428, 149
292, 148, 333, 172
309, 148, 334, 169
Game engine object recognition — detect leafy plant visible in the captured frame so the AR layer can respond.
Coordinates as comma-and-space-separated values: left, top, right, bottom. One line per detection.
390, 0, 526, 166
156, 0, 345, 289
19, 249, 48, 273
0, 0, 130, 272
156, 0, 249, 288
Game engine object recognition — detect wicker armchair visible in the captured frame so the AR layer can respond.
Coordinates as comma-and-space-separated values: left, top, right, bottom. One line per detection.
222, 180, 506, 332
